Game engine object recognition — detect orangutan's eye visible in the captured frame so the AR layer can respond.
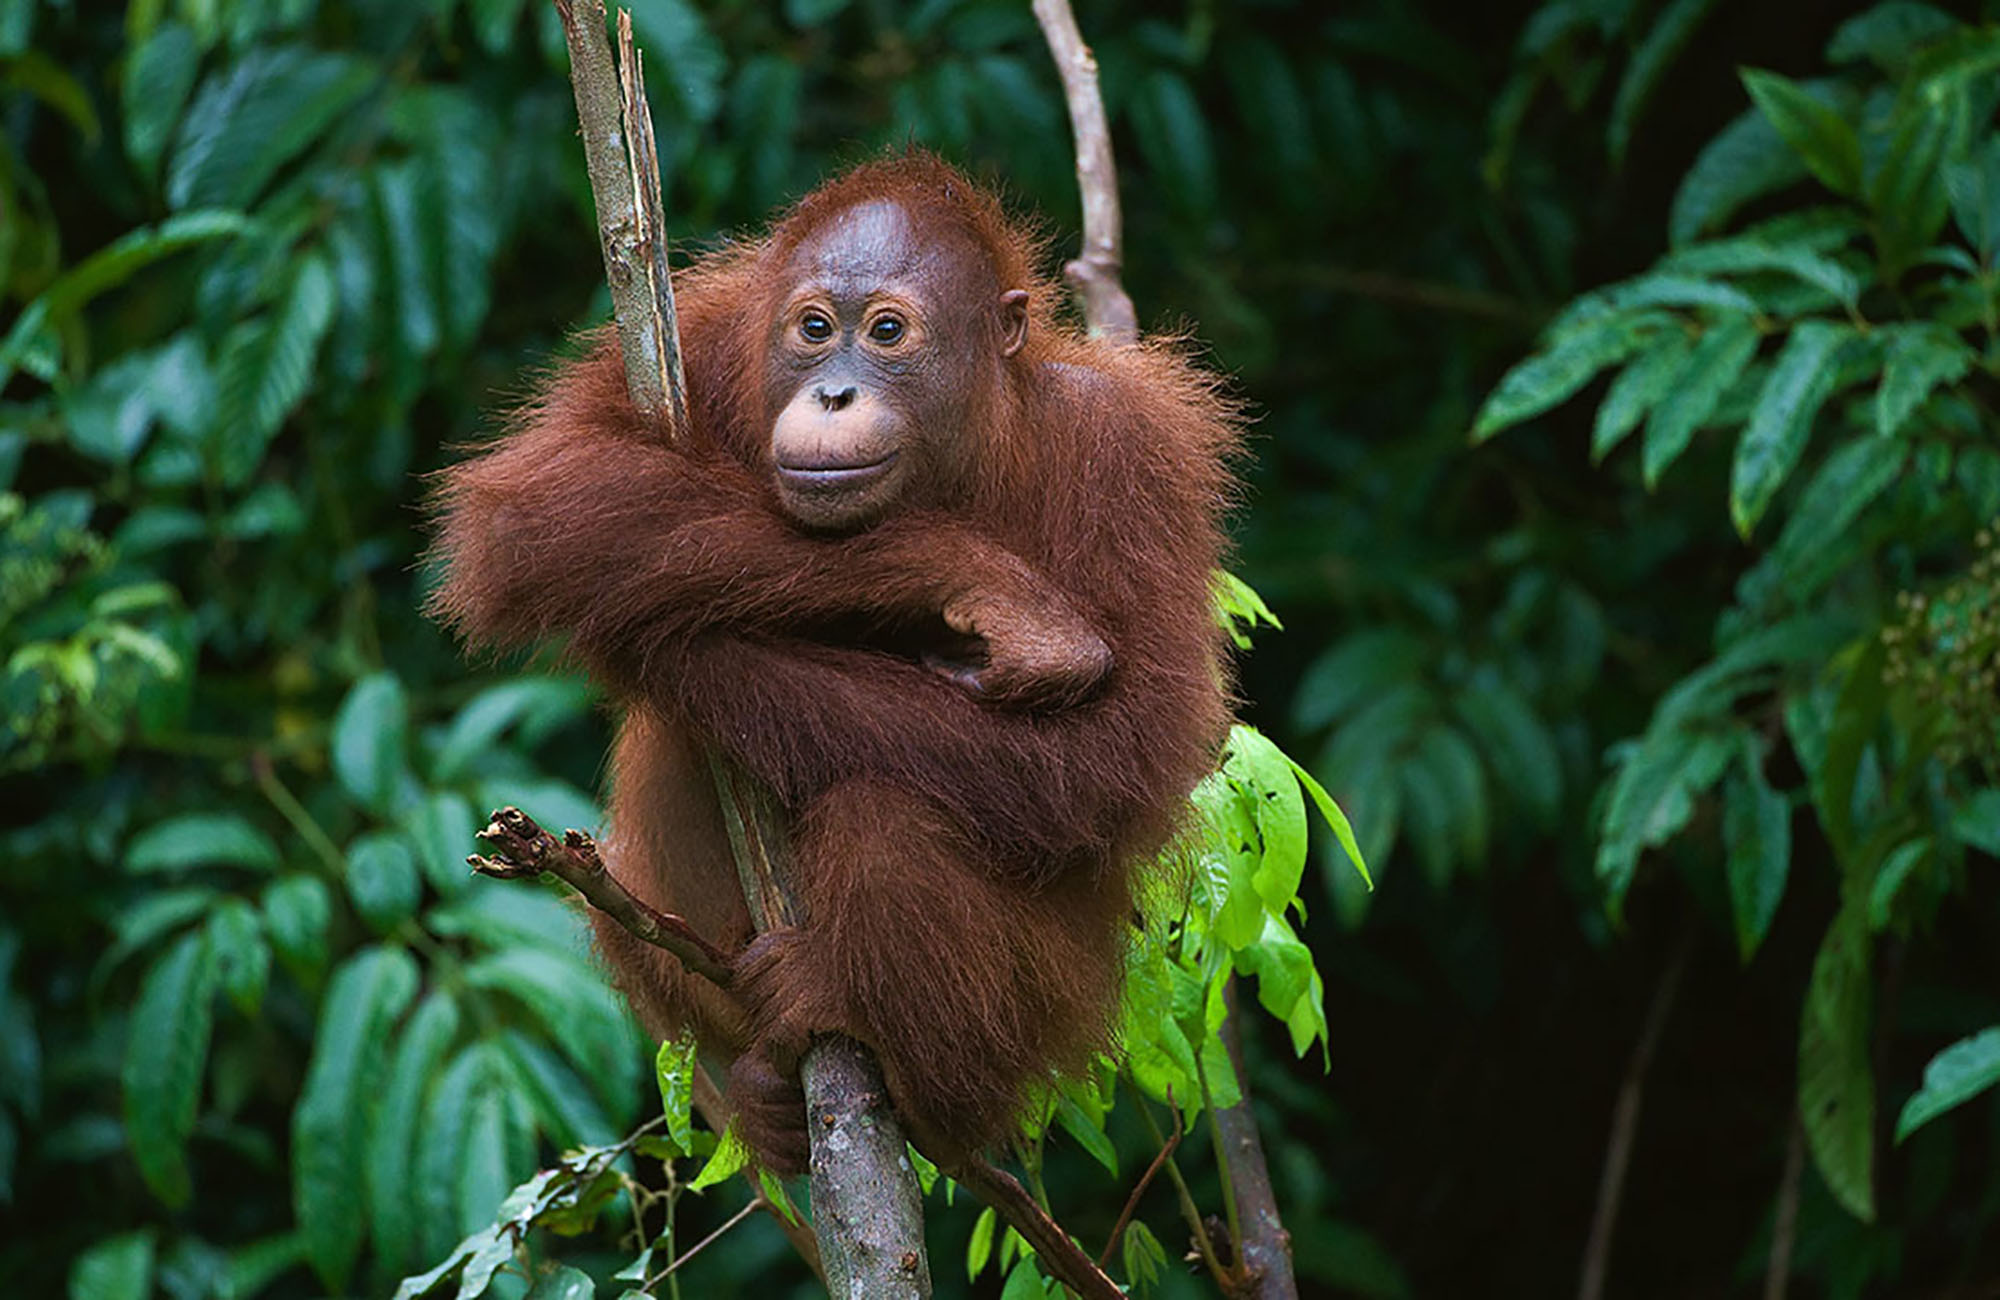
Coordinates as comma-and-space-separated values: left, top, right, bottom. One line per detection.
868, 315, 905, 345
800, 312, 834, 343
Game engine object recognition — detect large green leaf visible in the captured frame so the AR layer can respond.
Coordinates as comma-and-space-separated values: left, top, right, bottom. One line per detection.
1472, 313, 1664, 441
346, 833, 421, 933
1596, 728, 1734, 917
1592, 331, 1693, 464
1741, 69, 1862, 197
122, 22, 199, 178
125, 812, 280, 874
1894, 1027, 2000, 1143
67, 1232, 156, 1300
293, 945, 420, 1290
212, 252, 336, 487
1730, 320, 1852, 537
1874, 321, 1974, 438
367, 991, 461, 1278
1669, 105, 1810, 246
332, 671, 411, 815
1642, 313, 1760, 487
167, 47, 375, 211
120, 929, 218, 1207
1799, 905, 1876, 1222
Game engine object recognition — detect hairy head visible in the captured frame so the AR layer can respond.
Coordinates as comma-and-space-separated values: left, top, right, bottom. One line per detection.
758, 163, 1035, 532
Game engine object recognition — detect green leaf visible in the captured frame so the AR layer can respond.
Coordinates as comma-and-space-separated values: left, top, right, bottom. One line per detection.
205, 898, 270, 1017
346, 833, 421, 933
403, 791, 478, 897
523, 1266, 596, 1300
213, 252, 336, 487
431, 677, 592, 783
967, 1205, 998, 1279
1642, 313, 1761, 488
499, 1031, 618, 1150
461, 948, 638, 1114
68, 1231, 155, 1300
654, 1036, 697, 1155
1608, 0, 1721, 164
1001, 1256, 1052, 1300
122, 22, 199, 178
1730, 320, 1851, 537
121, 929, 217, 1207
1722, 742, 1790, 961
332, 671, 411, 815
166, 48, 375, 210
1670, 105, 1810, 246
1596, 728, 1734, 918
1286, 757, 1369, 889
294, 945, 420, 1290
1827, 3, 1960, 71
1292, 629, 1424, 732
1895, 1027, 2000, 1142
1944, 137, 2000, 262
368, 991, 460, 1278
1740, 69, 1862, 197
1769, 437, 1907, 596
125, 812, 280, 874
1799, 905, 1876, 1222
1592, 331, 1693, 464
689, 1121, 749, 1191
1472, 314, 1663, 441
261, 875, 331, 982
1129, 70, 1217, 219
1121, 1219, 1167, 1294
1453, 674, 1561, 829
1867, 837, 1930, 931
1873, 322, 1974, 441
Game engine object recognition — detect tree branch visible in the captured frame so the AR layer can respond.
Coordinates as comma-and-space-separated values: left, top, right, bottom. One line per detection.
469, 806, 734, 986
1031, 0, 1137, 344
955, 1159, 1123, 1300
550, 4, 928, 1294
1033, 3, 1301, 1295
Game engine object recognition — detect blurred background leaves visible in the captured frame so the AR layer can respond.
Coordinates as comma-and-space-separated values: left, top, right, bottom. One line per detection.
5, 0, 2000, 1296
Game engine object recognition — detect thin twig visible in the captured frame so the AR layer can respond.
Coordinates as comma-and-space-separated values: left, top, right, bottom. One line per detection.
955, 1158, 1124, 1300
647, 1195, 765, 1286
1098, 1100, 1182, 1269
1130, 1085, 1231, 1287
1031, 0, 1137, 343
468, 807, 735, 986
1764, 1114, 1803, 1300
1578, 931, 1695, 1300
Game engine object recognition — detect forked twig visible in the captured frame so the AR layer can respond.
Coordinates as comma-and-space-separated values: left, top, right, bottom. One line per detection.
1099, 1096, 1183, 1268
469, 806, 733, 986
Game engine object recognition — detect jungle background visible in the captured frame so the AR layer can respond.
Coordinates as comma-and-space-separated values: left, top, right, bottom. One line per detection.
6, 0, 2000, 1296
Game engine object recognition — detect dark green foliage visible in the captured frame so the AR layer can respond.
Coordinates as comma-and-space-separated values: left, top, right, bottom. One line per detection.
10, 0, 2000, 1297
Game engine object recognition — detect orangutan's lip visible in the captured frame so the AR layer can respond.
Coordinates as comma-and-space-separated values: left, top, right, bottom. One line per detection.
775, 451, 899, 489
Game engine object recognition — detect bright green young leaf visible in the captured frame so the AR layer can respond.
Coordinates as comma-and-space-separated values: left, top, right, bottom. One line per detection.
1001, 1257, 1052, 1300
654, 1036, 697, 1155
1472, 313, 1663, 441
689, 1120, 750, 1191
1874, 321, 1973, 437
125, 812, 280, 874
1592, 332, 1693, 464
1722, 743, 1791, 961
1285, 752, 1369, 888
1121, 1219, 1167, 1294
120, 929, 217, 1207
1799, 905, 1876, 1222
294, 945, 419, 1290
1643, 313, 1760, 488
1730, 320, 1852, 537
332, 671, 411, 815
967, 1205, 998, 1280
1741, 69, 1862, 197
1895, 1027, 2000, 1143
1054, 1092, 1118, 1176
